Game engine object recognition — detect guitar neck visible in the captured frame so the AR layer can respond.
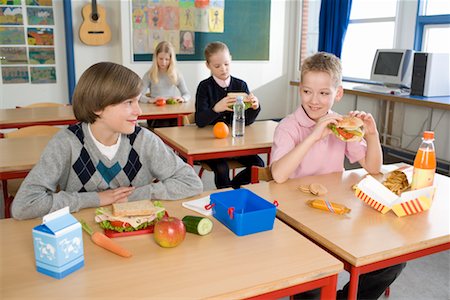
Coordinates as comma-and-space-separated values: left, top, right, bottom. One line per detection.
91, 0, 98, 21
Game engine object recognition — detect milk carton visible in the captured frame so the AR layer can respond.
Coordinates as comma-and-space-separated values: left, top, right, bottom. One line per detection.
32, 207, 84, 279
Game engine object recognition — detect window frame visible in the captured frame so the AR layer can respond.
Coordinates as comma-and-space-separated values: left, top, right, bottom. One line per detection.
414, 11, 450, 50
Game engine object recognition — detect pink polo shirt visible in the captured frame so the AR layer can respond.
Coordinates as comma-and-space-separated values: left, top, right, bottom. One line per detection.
270, 106, 367, 178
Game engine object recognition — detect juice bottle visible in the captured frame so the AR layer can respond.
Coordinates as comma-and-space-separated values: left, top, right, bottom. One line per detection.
411, 131, 436, 190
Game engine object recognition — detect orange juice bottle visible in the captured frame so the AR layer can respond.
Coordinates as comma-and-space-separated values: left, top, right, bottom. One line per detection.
411, 131, 436, 190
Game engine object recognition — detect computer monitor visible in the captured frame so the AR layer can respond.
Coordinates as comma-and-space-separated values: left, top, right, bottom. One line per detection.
370, 49, 414, 88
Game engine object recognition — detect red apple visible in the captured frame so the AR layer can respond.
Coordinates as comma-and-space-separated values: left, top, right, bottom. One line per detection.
155, 98, 166, 106
153, 216, 186, 248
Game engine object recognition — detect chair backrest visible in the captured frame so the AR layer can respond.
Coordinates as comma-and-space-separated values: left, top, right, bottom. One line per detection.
3, 125, 61, 139
183, 113, 196, 125
251, 166, 273, 184
18, 102, 67, 108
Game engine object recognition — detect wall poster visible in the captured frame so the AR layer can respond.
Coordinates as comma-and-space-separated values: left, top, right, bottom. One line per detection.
131, 0, 225, 57
0, 0, 56, 84
131, 0, 270, 62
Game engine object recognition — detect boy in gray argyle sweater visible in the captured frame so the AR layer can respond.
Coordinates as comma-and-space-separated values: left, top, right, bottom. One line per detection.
12, 62, 203, 220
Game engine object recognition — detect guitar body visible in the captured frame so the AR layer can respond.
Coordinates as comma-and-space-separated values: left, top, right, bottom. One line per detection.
79, 2, 111, 46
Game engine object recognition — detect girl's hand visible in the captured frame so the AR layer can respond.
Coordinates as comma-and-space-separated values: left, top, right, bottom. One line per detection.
310, 113, 343, 141
213, 95, 235, 112
98, 186, 135, 206
247, 93, 259, 110
172, 96, 184, 103
349, 110, 378, 136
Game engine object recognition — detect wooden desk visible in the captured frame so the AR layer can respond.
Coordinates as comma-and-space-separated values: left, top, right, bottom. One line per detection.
0, 102, 195, 129
0, 135, 52, 181
154, 120, 278, 165
0, 198, 343, 299
245, 168, 450, 300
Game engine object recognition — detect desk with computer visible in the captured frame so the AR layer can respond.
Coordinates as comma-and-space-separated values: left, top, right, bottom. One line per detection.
352, 49, 450, 99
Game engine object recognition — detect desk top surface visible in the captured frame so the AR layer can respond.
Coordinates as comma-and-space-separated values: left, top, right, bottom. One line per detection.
0, 197, 342, 299
245, 166, 450, 266
0, 102, 195, 129
0, 135, 52, 175
154, 120, 278, 155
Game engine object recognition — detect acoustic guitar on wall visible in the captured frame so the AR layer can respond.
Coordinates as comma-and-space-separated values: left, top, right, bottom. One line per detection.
79, 0, 111, 46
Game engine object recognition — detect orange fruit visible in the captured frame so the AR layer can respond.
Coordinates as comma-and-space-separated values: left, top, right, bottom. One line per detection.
213, 122, 229, 139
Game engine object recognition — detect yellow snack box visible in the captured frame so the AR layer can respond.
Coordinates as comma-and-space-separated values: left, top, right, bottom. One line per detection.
354, 167, 435, 217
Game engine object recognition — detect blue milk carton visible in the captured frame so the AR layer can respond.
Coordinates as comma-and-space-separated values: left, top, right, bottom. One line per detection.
32, 207, 84, 279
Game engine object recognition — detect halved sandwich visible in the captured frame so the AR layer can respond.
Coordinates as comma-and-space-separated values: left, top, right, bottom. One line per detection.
328, 116, 365, 142
95, 200, 165, 233
227, 92, 252, 110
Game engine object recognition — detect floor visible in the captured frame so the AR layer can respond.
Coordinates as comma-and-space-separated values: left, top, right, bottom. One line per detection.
1, 154, 449, 300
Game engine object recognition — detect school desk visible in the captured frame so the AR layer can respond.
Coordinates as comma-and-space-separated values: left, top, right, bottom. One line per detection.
0, 197, 343, 299
154, 120, 278, 166
0, 102, 195, 129
0, 135, 52, 181
244, 167, 450, 300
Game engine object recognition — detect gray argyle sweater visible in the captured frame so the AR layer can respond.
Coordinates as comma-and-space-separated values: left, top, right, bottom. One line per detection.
12, 123, 203, 220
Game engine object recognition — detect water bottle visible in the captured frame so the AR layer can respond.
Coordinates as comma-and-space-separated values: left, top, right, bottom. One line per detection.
232, 96, 245, 137
411, 131, 436, 190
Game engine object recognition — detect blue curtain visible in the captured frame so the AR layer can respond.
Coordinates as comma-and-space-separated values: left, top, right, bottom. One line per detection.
318, 0, 353, 58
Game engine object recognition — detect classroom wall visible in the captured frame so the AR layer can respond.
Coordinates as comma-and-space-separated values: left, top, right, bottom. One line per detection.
118, 0, 299, 120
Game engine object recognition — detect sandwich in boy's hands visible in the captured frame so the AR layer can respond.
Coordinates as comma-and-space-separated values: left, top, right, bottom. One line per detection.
348, 110, 378, 136
328, 115, 365, 142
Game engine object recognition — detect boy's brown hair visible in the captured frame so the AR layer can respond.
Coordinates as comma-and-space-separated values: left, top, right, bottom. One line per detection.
300, 52, 342, 87
73, 62, 143, 123
204, 41, 230, 63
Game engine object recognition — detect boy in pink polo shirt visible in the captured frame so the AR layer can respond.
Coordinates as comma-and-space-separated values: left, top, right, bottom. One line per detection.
271, 52, 405, 300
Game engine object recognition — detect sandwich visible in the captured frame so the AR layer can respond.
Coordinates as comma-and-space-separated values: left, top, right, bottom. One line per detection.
227, 92, 252, 109
227, 92, 248, 99
95, 200, 165, 233
328, 115, 365, 142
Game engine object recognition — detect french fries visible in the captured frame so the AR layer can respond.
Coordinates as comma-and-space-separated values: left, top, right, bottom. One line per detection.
382, 170, 410, 195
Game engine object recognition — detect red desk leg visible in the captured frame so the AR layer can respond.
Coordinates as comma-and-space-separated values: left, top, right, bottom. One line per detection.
348, 266, 360, 300
177, 115, 183, 126
320, 274, 338, 300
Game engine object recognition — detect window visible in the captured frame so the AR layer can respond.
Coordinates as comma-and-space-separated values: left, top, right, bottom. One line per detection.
415, 0, 450, 52
341, 0, 398, 80
341, 0, 450, 82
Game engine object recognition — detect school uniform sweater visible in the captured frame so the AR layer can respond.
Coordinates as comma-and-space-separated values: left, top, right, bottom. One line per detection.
195, 76, 261, 127
11, 123, 203, 220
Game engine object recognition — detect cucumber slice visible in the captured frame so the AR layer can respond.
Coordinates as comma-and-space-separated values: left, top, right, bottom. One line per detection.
182, 216, 213, 236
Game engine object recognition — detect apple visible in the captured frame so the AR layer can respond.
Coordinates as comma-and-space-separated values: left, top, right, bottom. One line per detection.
153, 216, 186, 248
155, 98, 166, 106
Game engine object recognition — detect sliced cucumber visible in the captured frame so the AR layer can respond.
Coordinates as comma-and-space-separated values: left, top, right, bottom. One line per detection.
182, 216, 213, 236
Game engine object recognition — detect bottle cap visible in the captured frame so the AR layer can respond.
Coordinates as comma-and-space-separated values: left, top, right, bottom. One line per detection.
423, 131, 434, 139
236, 96, 243, 102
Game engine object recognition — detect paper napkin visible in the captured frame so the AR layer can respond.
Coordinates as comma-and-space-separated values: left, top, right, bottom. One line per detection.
182, 196, 212, 216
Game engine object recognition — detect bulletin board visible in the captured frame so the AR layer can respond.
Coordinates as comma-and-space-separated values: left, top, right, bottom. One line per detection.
133, 0, 271, 62
0, 0, 57, 84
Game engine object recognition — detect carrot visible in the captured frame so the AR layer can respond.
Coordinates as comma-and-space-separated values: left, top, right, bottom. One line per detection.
80, 220, 132, 258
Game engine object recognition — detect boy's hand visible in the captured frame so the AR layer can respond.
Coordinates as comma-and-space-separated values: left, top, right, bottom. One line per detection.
310, 113, 343, 141
213, 95, 235, 112
98, 186, 135, 206
349, 110, 378, 136
247, 93, 259, 110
